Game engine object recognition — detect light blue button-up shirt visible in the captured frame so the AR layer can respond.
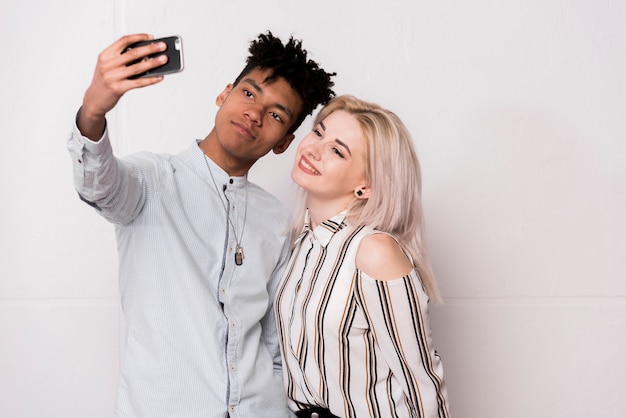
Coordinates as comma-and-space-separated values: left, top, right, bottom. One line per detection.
67, 122, 293, 418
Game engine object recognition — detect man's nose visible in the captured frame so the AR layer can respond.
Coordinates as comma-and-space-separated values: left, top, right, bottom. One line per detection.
243, 104, 262, 125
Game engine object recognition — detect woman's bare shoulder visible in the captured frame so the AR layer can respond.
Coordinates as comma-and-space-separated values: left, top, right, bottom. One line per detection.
355, 233, 413, 281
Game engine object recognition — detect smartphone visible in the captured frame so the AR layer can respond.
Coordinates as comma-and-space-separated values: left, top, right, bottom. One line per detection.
124, 36, 184, 79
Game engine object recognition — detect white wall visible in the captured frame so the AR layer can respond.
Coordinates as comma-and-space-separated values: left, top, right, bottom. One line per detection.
1, 1, 624, 417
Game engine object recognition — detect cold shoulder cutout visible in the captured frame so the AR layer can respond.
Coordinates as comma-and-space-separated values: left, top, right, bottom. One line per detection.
356, 232, 413, 281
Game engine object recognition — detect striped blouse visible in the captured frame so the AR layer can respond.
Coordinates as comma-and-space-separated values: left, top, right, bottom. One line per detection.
276, 211, 449, 418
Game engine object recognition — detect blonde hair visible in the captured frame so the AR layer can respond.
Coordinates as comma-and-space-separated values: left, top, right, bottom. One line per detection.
294, 95, 442, 303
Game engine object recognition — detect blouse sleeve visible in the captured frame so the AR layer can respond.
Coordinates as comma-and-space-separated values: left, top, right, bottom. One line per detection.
355, 270, 449, 418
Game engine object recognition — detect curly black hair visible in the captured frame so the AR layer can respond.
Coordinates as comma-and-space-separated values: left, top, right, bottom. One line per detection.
233, 31, 336, 133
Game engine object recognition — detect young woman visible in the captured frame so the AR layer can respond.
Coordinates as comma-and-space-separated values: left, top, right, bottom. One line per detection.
275, 95, 450, 418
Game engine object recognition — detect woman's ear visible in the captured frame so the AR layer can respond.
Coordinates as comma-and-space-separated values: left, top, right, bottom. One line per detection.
354, 186, 371, 199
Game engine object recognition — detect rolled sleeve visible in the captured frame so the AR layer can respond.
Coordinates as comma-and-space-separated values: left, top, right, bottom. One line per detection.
66, 112, 146, 224
67, 117, 112, 198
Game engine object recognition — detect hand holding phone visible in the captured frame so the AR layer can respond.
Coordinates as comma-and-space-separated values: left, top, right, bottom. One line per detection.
123, 36, 184, 79
79, 34, 184, 140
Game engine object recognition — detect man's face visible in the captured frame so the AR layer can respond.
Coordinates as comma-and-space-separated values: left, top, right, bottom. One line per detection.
213, 68, 303, 166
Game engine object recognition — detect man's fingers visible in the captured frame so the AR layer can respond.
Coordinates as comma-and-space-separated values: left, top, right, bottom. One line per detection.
97, 43, 168, 82
126, 54, 169, 79
116, 34, 154, 53
125, 74, 165, 89
117, 39, 168, 79
120, 41, 166, 63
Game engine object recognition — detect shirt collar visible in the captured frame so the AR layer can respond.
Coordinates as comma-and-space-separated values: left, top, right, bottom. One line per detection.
191, 140, 248, 190
298, 210, 348, 247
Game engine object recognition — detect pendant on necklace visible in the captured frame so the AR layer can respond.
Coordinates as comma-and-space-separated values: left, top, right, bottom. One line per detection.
235, 245, 245, 266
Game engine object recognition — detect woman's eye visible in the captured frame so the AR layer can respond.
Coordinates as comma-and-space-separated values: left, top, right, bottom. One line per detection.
313, 128, 322, 137
332, 147, 344, 158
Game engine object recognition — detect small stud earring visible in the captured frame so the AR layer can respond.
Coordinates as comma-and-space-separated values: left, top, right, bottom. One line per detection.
356, 190, 363, 197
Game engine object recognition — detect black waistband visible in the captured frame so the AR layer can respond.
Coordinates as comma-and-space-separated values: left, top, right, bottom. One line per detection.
295, 406, 340, 418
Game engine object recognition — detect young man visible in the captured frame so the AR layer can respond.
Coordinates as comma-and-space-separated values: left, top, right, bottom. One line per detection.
67, 32, 335, 418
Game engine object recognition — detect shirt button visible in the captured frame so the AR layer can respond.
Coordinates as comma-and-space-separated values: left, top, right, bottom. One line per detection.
229, 178, 234, 184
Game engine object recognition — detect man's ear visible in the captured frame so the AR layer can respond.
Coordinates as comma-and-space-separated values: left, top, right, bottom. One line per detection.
272, 134, 295, 155
216, 84, 234, 106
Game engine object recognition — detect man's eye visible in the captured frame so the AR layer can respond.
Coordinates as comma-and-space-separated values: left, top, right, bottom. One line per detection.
270, 112, 283, 122
244, 90, 254, 98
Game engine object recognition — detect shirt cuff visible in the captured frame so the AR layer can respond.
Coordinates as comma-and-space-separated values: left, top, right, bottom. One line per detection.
72, 107, 110, 153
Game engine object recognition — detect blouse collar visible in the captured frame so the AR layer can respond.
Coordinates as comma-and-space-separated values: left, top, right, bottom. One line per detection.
298, 210, 348, 247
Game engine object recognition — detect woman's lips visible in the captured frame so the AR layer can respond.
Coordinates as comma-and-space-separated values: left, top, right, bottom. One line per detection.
299, 156, 321, 175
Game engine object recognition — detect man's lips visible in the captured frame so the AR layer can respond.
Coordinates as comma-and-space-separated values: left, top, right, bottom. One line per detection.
232, 121, 256, 139
298, 156, 321, 175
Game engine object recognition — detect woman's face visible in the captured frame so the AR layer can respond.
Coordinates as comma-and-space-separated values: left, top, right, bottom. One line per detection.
291, 110, 368, 204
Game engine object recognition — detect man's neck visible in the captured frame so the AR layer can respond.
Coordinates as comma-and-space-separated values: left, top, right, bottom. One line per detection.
199, 130, 252, 177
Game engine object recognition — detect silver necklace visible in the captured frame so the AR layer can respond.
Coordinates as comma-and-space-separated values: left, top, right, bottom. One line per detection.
203, 153, 248, 266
